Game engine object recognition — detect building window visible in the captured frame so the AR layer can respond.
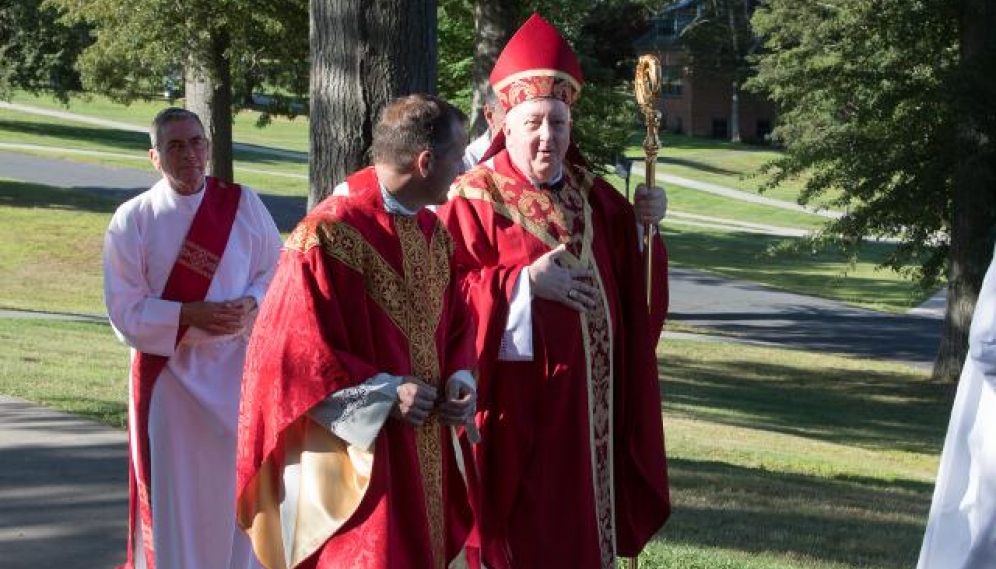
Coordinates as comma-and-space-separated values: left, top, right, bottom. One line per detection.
662, 65, 683, 97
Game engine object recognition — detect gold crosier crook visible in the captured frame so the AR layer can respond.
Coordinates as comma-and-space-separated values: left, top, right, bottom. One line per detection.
634, 54, 663, 312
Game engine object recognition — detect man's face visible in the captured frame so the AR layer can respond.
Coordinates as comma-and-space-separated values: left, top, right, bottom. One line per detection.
503, 98, 571, 184
484, 102, 506, 137
424, 119, 469, 205
150, 118, 210, 195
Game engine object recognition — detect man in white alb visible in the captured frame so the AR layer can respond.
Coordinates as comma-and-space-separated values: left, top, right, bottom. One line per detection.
918, 243, 996, 569
103, 107, 282, 569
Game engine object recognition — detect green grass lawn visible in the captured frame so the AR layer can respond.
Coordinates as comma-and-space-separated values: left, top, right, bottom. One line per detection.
624, 132, 842, 208
0, 107, 310, 198
8, 90, 309, 153
663, 225, 935, 312
603, 172, 829, 231
0, 178, 115, 315
0, 318, 128, 428
641, 337, 949, 569
0, 318, 949, 569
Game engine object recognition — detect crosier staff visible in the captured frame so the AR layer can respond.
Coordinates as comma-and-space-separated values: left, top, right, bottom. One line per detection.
634, 54, 663, 311
621, 55, 663, 569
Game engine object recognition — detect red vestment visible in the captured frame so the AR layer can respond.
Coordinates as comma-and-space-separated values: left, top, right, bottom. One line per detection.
437, 151, 671, 569
237, 167, 476, 569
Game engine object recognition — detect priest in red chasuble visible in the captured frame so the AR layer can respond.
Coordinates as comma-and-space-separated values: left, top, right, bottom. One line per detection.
237, 94, 478, 569
436, 14, 671, 569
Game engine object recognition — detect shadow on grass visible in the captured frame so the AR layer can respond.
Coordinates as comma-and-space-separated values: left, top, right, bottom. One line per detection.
0, 118, 148, 152
659, 352, 953, 455
0, 178, 119, 214
628, 153, 744, 177
656, 458, 929, 569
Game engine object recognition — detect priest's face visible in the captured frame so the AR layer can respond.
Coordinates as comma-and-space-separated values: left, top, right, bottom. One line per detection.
150, 117, 210, 195
503, 98, 571, 184
424, 119, 468, 205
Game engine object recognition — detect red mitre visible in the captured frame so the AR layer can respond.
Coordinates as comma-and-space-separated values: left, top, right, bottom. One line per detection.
490, 13, 584, 112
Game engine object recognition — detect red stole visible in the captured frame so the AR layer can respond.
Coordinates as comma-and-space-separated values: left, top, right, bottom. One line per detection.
121, 177, 242, 569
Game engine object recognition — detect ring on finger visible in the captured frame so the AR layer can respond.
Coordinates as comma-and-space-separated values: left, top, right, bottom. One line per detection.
567, 289, 577, 300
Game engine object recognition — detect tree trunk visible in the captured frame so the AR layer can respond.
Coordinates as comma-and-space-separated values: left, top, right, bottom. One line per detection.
729, 81, 741, 143
469, 0, 515, 137
932, 0, 996, 381
308, 0, 437, 210
185, 29, 234, 183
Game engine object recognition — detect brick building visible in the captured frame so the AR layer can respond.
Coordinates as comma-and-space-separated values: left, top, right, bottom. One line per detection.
633, 0, 776, 143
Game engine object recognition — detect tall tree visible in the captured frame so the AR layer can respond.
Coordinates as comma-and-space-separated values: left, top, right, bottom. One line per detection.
0, 0, 91, 102
308, 0, 438, 210
748, 0, 996, 380
678, 0, 760, 142
933, 0, 996, 379
49, 0, 308, 181
468, 0, 516, 135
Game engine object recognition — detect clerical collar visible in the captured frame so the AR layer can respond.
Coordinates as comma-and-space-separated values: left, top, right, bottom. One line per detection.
532, 168, 565, 192
380, 183, 419, 217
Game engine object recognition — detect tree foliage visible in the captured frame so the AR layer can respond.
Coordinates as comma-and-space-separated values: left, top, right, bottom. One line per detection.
748, 0, 996, 379
748, 0, 962, 286
47, 0, 308, 113
0, 0, 91, 102
438, 0, 657, 172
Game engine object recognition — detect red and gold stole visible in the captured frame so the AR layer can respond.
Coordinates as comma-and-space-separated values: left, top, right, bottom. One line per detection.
454, 152, 620, 567
121, 177, 242, 569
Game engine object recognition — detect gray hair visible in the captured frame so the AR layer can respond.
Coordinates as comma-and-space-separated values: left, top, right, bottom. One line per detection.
150, 107, 205, 149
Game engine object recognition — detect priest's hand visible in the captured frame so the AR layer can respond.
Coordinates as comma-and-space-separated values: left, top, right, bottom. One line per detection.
529, 244, 599, 312
437, 375, 476, 428
179, 296, 256, 335
391, 377, 437, 427
633, 183, 667, 226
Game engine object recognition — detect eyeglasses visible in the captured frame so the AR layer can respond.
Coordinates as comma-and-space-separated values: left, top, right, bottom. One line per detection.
159, 137, 209, 155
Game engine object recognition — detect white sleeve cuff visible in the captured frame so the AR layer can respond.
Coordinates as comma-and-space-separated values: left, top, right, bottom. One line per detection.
447, 370, 476, 393
307, 373, 401, 451
498, 268, 534, 361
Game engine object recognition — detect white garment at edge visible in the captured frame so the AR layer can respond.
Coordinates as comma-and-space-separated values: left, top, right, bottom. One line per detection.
918, 245, 996, 569
461, 131, 492, 173
104, 178, 282, 569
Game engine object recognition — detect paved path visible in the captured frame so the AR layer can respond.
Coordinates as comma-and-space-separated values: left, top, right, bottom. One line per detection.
669, 267, 942, 368
0, 150, 307, 232
0, 395, 127, 569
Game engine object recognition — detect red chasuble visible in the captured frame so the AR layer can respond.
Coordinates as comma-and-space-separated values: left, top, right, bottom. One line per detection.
236, 167, 476, 569
121, 177, 242, 569
437, 151, 671, 569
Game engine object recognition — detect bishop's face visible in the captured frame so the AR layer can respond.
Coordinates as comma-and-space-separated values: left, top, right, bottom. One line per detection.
150, 117, 210, 195
503, 97, 572, 184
